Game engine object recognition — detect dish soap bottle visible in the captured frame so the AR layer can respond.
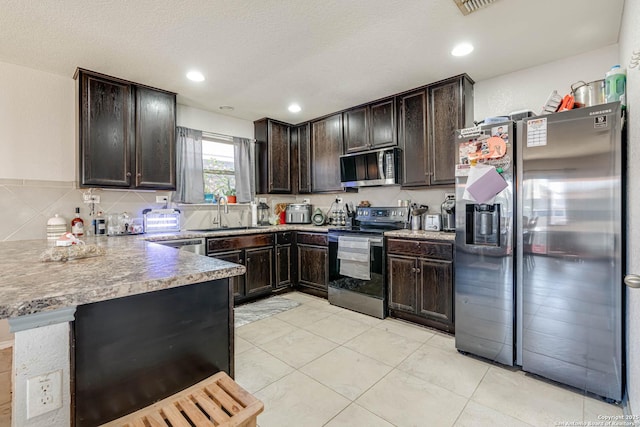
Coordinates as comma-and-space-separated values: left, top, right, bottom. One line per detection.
605, 65, 626, 107
71, 207, 84, 237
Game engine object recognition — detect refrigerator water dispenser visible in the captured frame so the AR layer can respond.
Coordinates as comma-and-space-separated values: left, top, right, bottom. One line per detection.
465, 204, 501, 246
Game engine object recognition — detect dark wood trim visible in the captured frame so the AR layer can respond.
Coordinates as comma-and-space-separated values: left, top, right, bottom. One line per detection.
74, 67, 176, 95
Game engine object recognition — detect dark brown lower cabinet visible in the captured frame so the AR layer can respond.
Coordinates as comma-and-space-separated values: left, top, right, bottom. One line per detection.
214, 251, 244, 300
245, 247, 273, 296
387, 238, 454, 333
296, 232, 328, 297
207, 234, 274, 304
275, 232, 294, 289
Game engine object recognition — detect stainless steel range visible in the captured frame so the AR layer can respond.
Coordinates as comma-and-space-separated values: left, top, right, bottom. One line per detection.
328, 206, 409, 318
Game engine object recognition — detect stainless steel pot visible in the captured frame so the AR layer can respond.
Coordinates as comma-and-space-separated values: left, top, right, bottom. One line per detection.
571, 80, 605, 108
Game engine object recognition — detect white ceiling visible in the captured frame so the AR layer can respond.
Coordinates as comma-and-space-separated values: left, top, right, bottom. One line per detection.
0, 0, 624, 124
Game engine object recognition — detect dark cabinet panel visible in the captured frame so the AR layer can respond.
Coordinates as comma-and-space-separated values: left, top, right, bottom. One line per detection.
297, 244, 328, 291
399, 75, 473, 188
344, 106, 368, 153
399, 90, 428, 187
77, 69, 176, 190
255, 119, 292, 193
275, 244, 292, 288
387, 255, 417, 312
344, 98, 396, 154
74, 280, 231, 427
387, 238, 454, 332
369, 98, 396, 148
214, 251, 244, 300
311, 114, 343, 193
418, 258, 453, 323
296, 232, 328, 246
135, 87, 176, 189
296, 123, 311, 194
207, 234, 274, 252
207, 233, 274, 303
79, 72, 133, 187
245, 247, 273, 296
428, 75, 474, 186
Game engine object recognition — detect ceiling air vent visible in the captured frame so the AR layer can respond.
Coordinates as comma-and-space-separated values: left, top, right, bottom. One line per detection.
453, 0, 498, 15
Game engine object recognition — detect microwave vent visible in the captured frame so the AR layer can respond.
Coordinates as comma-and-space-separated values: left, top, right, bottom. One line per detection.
453, 0, 498, 15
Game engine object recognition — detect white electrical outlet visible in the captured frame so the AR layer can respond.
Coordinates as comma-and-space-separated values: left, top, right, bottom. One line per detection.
27, 370, 63, 419
82, 195, 100, 204
155, 196, 168, 204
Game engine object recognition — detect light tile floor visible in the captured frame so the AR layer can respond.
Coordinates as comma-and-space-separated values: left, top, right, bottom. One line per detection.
235, 292, 623, 427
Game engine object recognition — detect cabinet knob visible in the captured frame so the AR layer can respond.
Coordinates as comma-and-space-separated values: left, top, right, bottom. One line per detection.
411, 267, 416, 273
137, 173, 142, 177
416, 268, 421, 273
126, 172, 131, 177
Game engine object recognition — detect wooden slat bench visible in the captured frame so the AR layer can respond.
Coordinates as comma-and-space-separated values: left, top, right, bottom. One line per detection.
102, 372, 263, 427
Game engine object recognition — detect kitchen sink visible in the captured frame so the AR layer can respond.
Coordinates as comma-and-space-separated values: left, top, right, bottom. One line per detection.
186, 226, 264, 232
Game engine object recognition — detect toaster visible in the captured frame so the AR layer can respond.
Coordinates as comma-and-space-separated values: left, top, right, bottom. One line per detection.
423, 214, 441, 231
286, 204, 312, 224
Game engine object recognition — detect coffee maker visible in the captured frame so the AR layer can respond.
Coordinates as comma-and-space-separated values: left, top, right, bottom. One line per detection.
441, 193, 456, 232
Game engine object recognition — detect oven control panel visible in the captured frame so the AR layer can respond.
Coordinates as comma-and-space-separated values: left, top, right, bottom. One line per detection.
355, 206, 410, 223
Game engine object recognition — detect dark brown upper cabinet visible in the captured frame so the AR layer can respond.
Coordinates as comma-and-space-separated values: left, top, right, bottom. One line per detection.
398, 89, 428, 187
255, 118, 292, 194
399, 74, 474, 187
311, 114, 344, 193
428, 75, 474, 186
76, 69, 176, 190
343, 97, 396, 153
135, 87, 176, 188
294, 123, 311, 194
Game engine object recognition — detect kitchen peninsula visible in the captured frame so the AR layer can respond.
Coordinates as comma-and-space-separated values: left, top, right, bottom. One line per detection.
0, 236, 244, 426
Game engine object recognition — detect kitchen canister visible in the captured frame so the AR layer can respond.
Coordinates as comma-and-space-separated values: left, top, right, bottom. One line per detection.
47, 214, 68, 240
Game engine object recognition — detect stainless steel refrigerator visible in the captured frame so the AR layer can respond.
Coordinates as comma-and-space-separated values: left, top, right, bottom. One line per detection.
454, 102, 624, 401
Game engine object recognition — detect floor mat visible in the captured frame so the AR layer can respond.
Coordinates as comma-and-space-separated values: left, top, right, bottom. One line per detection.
234, 295, 301, 327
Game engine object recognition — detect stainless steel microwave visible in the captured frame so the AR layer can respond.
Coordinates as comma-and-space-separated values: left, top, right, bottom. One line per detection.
339, 147, 402, 187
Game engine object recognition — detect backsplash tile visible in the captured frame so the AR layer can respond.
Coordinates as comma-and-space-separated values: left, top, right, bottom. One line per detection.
0, 180, 455, 241
0, 181, 171, 241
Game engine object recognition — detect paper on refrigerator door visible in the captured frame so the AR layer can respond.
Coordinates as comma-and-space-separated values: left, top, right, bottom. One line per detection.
463, 164, 508, 204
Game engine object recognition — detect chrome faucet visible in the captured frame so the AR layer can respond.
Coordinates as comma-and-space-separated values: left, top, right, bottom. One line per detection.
217, 195, 229, 228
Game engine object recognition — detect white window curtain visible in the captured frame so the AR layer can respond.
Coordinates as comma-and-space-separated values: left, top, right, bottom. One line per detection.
233, 137, 255, 203
174, 127, 205, 203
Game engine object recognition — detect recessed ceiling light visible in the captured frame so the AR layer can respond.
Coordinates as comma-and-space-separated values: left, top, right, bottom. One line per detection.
288, 103, 302, 113
451, 43, 474, 57
219, 106, 234, 111
186, 71, 205, 82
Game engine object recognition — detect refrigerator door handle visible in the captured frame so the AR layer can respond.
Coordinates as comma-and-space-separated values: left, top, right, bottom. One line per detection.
625, 274, 640, 288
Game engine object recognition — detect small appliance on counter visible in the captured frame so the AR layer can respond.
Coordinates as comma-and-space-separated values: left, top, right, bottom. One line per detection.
142, 209, 180, 234
286, 204, 312, 224
441, 194, 456, 232
311, 208, 326, 226
423, 214, 441, 231
257, 202, 270, 226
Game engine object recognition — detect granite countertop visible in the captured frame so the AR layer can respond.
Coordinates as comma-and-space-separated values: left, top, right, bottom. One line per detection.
145, 224, 329, 241
384, 229, 456, 241
0, 236, 245, 319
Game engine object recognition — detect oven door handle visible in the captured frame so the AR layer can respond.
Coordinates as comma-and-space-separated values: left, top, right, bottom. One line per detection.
328, 234, 383, 246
